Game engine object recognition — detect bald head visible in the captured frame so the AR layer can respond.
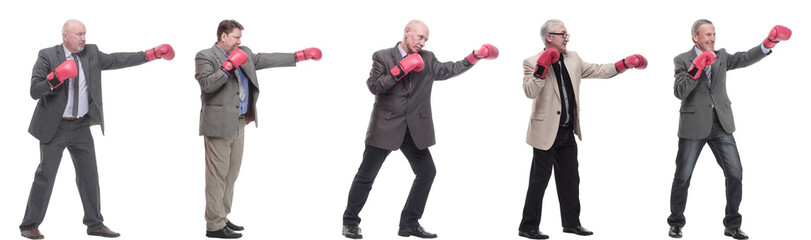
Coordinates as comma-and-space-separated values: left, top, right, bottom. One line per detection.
62, 19, 86, 53
402, 20, 429, 54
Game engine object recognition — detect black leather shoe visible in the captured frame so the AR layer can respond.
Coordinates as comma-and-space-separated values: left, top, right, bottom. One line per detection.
724, 227, 749, 239
669, 225, 683, 238
398, 225, 437, 238
206, 226, 242, 239
518, 229, 549, 239
563, 226, 593, 236
342, 225, 362, 239
226, 221, 244, 231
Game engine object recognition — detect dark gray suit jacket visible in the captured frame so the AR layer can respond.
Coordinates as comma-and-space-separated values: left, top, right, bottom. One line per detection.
194, 44, 295, 138
365, 43, 475, 151
29, 44, 147, 143
673, 45, 769, 139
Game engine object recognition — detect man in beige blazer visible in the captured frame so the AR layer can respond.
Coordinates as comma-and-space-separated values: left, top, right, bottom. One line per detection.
194, 19, 321, 239
518, 19, 647, 239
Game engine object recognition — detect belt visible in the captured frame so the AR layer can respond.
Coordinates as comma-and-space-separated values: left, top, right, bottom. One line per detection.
62, 117, 78, 121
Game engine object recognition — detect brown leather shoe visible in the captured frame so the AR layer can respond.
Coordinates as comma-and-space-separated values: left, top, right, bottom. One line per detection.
21, 227, 44, 239
88, 225, 120, 238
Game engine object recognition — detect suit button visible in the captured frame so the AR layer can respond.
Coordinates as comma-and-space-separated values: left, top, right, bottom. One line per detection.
557, 111, 561, 115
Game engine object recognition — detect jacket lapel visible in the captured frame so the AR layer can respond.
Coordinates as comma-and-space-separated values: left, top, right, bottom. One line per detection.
55, 45, 69, 97
562, 51, 578, 102
77, 49, 89, 86
687, 47, 713, 89
709, 56, 721, 89
56, 45, 67, 64
546, 51, 561, 101
390, 43, 408, 91
391, 42, 404, 63
211, 44, 227, 68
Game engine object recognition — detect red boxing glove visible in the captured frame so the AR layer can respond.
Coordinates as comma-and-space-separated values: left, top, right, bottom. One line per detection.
763, 25, 792, 48
466, 44, 499, 64
687, 51, 716, 79
46, 60, 78, 89
390, 53, 424, 81
533, 48, 560, 79
295, 47, 322, 62
145, 44, 175, 61
220, 48, 249, 77
615, 54, 647, 73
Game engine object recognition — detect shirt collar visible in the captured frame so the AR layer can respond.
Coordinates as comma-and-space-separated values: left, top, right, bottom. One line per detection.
62, 44, 74, 58
396, 42, 407, 58
693, 46, 703, 56
216, 44, 230, 57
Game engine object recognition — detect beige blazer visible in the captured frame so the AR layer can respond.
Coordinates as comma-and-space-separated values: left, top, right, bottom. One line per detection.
522, 50, 618, 150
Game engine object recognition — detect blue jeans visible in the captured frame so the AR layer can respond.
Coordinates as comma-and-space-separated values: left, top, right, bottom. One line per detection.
668, 114, 743, 228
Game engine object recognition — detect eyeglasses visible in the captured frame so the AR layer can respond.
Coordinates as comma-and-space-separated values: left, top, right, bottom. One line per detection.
549, 32, 570, 38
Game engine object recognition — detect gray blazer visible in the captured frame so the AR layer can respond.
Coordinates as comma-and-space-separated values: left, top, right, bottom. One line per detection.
28, 44, 147, 143
365, 43, 474, 151
194, 44, 295, 138
673, 45, 769, 139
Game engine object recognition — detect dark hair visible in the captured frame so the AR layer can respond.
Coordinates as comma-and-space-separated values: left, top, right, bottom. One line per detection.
217, 19, 244, 42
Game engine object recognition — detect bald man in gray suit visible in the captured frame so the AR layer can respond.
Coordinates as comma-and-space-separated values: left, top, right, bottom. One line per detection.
341, 20, 498, 239
21, 19, 173, 239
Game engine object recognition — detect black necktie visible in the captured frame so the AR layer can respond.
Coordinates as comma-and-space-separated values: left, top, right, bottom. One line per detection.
552, 58, 571, 126
71, 54, 80, 118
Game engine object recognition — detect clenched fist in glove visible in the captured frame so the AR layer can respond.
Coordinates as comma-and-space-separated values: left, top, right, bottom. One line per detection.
763, 25, 791, 48
295, 47, 322, 62
687, 51, 716, 79
220, 48, 248, 77
390, 53, 424, 81
533, 48, 560, 79
615, 54, 647, 73
466, 44, 499, 64
47, 60, 78, 89
145, 44, 175, 61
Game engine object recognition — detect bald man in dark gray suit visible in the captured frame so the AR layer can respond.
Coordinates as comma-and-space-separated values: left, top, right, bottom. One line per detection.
21, 19, 173, 239
341, 20, 498, 239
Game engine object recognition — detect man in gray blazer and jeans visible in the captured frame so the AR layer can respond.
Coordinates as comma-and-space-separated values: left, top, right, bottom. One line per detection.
668, 19, 791, 239
21, 19, 173, 239
194, 19, 321, 239
341, 19, 498, 239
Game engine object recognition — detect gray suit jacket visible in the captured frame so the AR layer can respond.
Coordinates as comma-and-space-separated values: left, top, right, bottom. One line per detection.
365, 42, 474, 151
29, 44, 147, 143
673, 45, 769, 139
194, 44, 295, 138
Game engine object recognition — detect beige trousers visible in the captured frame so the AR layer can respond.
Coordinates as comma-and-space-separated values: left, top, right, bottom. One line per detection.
204, 117, 246, 231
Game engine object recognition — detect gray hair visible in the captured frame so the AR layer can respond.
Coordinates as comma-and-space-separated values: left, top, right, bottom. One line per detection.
540, 19, 564, 38
692, 19, 713, 37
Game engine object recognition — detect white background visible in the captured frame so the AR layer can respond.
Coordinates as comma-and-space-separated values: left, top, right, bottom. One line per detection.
1, 0, 808, 239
